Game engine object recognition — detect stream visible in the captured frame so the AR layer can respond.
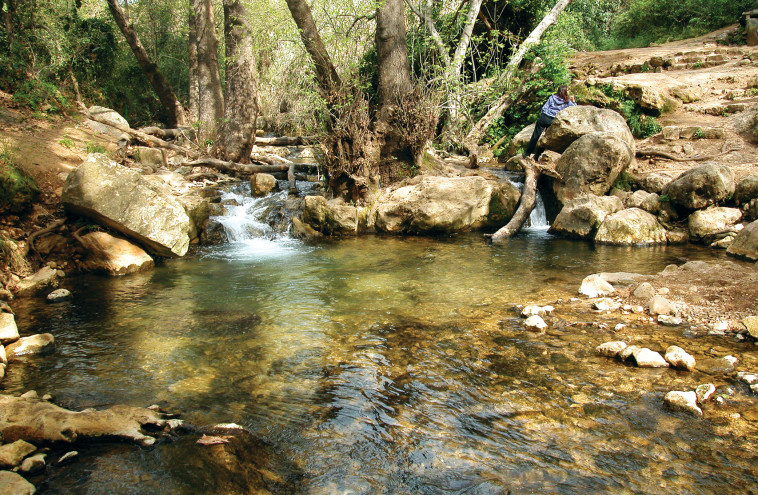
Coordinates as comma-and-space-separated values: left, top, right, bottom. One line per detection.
5, 180, 758, 494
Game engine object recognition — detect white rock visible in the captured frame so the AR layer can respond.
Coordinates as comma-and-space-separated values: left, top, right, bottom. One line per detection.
614, 323, 626, 331
580, 274, 615, 298
595, 341, 627, 358
632, 348, 669, 368
658, 315, 684, 326
0, 313, 20, 345
649, 295, 676, 316
664, 391, 703, 416
0, 345, 6, 365
56, 451, 78, 465
633, 282, 656, 300
665, 345, 696, 371
46, 288, 72, 303
738, 371, 758, 385
524, 315, 548, 332
695, 384, 716, 403
592, 298, 621, 311
724, 355, 739, 366
6, 334, 55, 360
521, 305, 554, 318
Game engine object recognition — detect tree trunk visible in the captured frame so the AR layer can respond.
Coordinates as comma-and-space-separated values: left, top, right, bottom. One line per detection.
106, 0, 187, 128
376, 0, 412, 106
188, 7, 199, 123
216, 0, 258, 163
284, 0, 341, 95
495, 0, 574, 88
2, 0, 14, 47
491, 158, 539, 243
191, 0, 224, 141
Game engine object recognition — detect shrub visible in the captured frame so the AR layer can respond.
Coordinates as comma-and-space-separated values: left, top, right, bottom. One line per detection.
0, 142, 39, 215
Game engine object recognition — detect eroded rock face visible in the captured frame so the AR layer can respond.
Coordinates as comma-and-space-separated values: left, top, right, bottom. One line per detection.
374, 176, 520, 234
62, 154, 191, 257
662, 162, 735, 211
78, 231, 155, 276
552, 132, 634, 205
688, 207, 742, 242
735, 173, 758, 205
0, 394, 181, 447
595, 208, 667, 245
550, 194, 624, 239
539, 106, 635, 153
0, 440, 36, 468
302, 196, 359, 235
727, 219, 758, 261
0, 313, 19, 345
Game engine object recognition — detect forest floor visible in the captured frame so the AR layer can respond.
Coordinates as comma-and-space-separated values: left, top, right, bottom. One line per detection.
1, 26, 757, 331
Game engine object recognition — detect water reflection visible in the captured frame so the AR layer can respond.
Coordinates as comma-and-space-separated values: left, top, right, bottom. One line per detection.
6, 233, 757, 494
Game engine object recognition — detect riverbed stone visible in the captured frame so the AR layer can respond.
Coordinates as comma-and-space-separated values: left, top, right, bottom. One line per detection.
665, 345, 696, 371
6, 334, 55, 360
0, 471, 35, 495
744, 316, 758, 339
649, 295, 676, 316
696, 356, 737, 375
632, 348, 669, 368
595, 208, 667, 245
11, 266, 59, 298
727, 220, 758, 261
0, 440, 36, 468
618, 345, 641, 362
250, 174, 277, 197
62, 154, 191, 257
19, 454, 45, 474
579, 274, 615, 298
595, 341, 627, 358
633, 282, 656, 300
662, 162, 735, 211
664, 391, 703, 417
524, 315, 547, 332
657, 315, 684, 326
539, 105, 635, 153
521, 305, 554, 317
552, 132, 635, 205
592, 298, 621, 311
375, 176, 519, 234
78, 231, 155, 276
696, 384, 716, 403
688, 207, 742, 242
46, 289, 72, 303
549, 194, 624, 239
0, 313, 19, 345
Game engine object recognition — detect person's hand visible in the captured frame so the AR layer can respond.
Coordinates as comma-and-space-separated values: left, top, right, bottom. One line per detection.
569, 95, 576, 102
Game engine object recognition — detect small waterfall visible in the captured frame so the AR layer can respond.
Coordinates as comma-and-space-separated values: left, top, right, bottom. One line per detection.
524, 190, 549, 230
209, 183, 305, 259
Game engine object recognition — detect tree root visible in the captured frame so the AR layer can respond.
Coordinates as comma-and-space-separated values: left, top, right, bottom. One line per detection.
636, 141, 742, 162
27, 218, 66, 257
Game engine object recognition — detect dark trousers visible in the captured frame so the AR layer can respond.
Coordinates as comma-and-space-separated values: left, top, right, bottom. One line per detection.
524, 112, 554, 160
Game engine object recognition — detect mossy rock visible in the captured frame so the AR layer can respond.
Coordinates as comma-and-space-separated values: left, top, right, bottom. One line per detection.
0, 163, 38, 215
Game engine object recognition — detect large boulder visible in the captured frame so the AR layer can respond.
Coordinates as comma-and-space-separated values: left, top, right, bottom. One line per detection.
88, 105, 129, 129
595, 208, 667, 245
507, 123, 535, 156
552, 132, 634, 204
78, 231, 155, 276
727, 220, 758, 261
374, 176, 519, 234
250, 174, 277, 197
302, 196, 360, 235
687, 207, 742, 242
662, 162, 735, 211
62, 154, 191, 257
549, 194, 624, 239
0, 313, 19, 345
735, 173, 758, 205
539, 106, 635, 153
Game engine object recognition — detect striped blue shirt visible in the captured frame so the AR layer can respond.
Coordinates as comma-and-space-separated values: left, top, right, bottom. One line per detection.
541, 94, 576, 118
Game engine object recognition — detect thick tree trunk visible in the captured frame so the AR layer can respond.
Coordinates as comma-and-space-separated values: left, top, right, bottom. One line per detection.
188, 7, 199, 123
376, 0, 412, 106
106, 0, 187, 128
216, 0, 258, 163
191, 0, 224, 141
284, 0, 341, 95
2, 0, 14, 46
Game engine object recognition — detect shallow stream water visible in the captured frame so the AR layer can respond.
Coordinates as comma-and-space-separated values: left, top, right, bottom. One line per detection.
5, 184, 758, 494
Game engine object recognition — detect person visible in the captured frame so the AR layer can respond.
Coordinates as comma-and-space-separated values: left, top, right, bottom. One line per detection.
523, 85, 576, 162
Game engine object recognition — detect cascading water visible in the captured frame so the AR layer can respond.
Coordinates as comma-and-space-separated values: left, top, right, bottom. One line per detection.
494, 170, 550, 231
209, 183, 306, 259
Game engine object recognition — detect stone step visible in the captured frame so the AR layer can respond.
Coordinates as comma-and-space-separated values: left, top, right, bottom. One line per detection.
661, 126, 726, 141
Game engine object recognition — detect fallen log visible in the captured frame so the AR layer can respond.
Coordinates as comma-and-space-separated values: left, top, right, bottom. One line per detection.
490, 157, 561, 243
140, 126, 194, 141
185, 158, 289, 175
255, 136, 317, 146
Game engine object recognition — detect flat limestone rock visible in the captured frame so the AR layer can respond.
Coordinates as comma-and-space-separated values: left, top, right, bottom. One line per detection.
6, 334, 55, 361
0, 394, 181, 447
0, 470, 36, 495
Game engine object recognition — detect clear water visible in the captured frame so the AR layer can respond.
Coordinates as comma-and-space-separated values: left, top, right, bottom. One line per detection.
6, 186, 758, 494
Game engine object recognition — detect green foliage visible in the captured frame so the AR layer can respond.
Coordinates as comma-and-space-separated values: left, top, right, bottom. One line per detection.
659, 194, 671, 202
59, 136, 75, 149
12, 79, 71, 114
613, 172, 635, 191
0, 141, 39, 215
693, 127, 706, 139
598, 84, 662, 138
85, 142, 106, 154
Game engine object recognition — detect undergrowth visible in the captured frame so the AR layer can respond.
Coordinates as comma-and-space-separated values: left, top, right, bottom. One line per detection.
0, 140, 39, 215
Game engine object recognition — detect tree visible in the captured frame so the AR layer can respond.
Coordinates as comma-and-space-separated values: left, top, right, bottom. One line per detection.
190, 0, 224, 141
106, 0, 188, 127
215, 0, 259, 163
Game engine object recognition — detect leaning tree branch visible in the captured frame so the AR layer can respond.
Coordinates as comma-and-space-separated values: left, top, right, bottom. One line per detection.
490, 158, 561, 243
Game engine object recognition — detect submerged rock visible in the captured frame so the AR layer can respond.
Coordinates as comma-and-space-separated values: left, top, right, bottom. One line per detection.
664, 391, 703, 417
695, 384, 716, 403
